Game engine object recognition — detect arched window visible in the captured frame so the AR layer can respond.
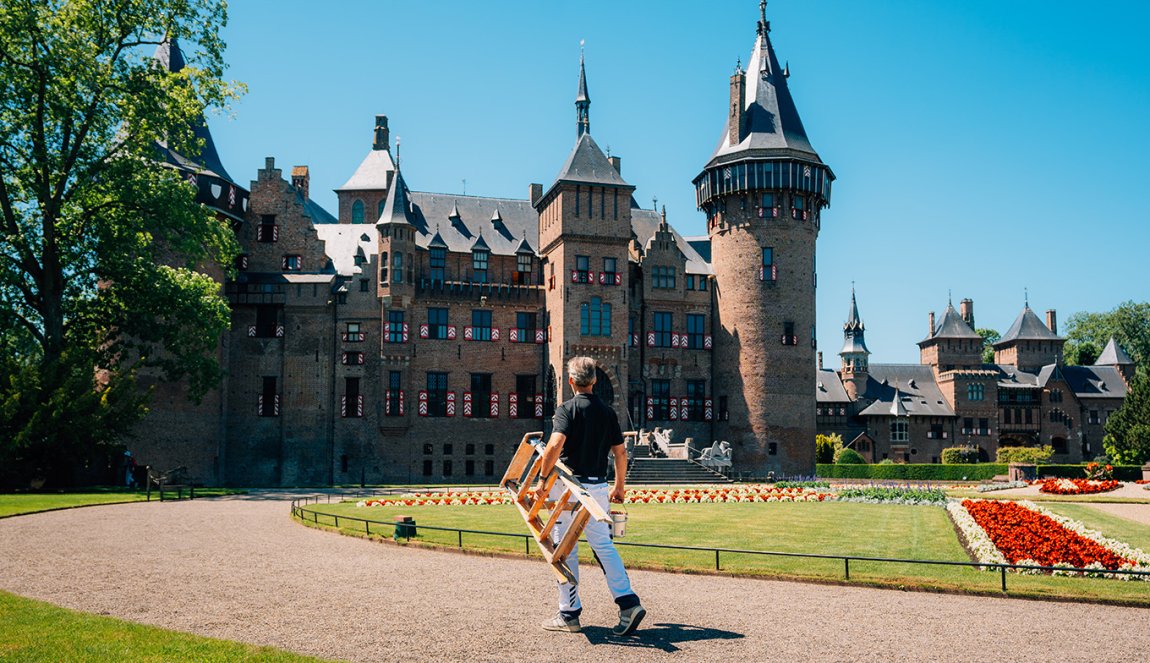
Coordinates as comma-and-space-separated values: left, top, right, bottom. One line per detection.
352, 200, 365, 224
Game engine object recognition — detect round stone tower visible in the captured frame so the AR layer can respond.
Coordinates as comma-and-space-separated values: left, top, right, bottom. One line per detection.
693, 2, 834, 476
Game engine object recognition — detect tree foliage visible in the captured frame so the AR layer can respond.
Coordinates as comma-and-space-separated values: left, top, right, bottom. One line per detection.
1104, 369, 1150, 465
1062, 301, 1150, 367
0, 0, 241, 485
815, 433, 843, 464
976, 328, 999, 364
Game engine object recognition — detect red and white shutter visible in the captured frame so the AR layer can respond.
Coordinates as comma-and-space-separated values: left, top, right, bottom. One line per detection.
357, 353, 365, 365
464, 326, 474, 341
446, 391, 456, 416
535, 329, 546, 344
385, 391, 393, 416
534, 394, 544, 418
704, 398, 714, 421
447, 325, 457, 340
669, 398, 679, 420
680, 400, 689, 421
402, 323, 409, 343
491, 328, 500, 341
509, 393, 518, 418
490, 392, 499, 418
571, 270, 579, 283
463, 392, 473, 417
704, 334, 713, 350
419, 324, 430, 339
671, 333, 681, 349
273, 395, 280, 416
509, 328, 519, 343
615, 273, 622, 286
356, 395, 365, 417
647, 332, 656, 347
257, 395, 263, 416
418, 390, 429, 417
598, 272, 606, 285
275, 325, 285, 338
399, 390, 405, 416
646, 397, 655, 420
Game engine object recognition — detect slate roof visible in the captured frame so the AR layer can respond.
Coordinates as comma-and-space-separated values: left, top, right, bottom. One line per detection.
816, 369, 850, 403
921, 303, 980, 343
546, 133, 630, 195
707, 21, 821, 167
407, 192, 538, 256
840, 290, 870, 355
1095, 337, 1134, 366
151, 38, 235, 183
684, 236, 712, 263
632, 210, 713, 275
856, 364, 955, 417
995, 306, 1062, 346
337, 148, 395, 191
298, 192, 337, 224
377, 169, 417, 228
1062, 365, 1128, 400
997, 366, 1045, 389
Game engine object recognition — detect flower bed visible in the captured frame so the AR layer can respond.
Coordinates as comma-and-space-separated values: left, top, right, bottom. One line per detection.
353, 485, 834, 507
836, 485, 948, 506
976, 481, 1028, 493
950, 498, 1150, 579
1038, 478, 1121, 495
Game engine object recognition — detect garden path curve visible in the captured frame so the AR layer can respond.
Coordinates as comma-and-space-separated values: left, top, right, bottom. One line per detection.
1, 493, 1148, 662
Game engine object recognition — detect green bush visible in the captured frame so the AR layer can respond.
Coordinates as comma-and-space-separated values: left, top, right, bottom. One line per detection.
878, 458, 896, 465
940, 446, 980, 464
815, 433, 842, 464
996, 446, 1054, 464
815, 463, 1144, 481
834, 448, 866, 464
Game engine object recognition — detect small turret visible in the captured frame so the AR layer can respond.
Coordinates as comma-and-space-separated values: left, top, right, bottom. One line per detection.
576, 45, 590, 138
840, 288, 871, 399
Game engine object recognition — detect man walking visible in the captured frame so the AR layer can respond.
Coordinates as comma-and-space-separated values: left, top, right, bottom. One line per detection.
537, 356, 645, 636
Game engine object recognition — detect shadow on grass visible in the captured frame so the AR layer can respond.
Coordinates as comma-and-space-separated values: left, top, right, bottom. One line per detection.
581, 622, 744, 652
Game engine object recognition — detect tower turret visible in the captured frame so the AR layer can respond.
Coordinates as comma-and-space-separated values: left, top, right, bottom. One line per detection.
576, 46, 591, 138
840, 288, 870, 399
694, 2, 834, 476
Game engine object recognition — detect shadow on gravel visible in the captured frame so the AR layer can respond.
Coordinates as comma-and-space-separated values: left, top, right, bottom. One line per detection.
581, 622, 744, 653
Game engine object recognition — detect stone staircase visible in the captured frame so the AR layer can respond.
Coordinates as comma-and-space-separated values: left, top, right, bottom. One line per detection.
625, 444, 732, 484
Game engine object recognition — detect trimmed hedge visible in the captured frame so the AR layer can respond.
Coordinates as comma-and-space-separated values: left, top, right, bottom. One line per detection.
815, 463, 1145, 481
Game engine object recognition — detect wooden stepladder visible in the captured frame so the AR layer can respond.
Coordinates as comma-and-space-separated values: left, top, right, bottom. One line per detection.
499, 431, 611, 586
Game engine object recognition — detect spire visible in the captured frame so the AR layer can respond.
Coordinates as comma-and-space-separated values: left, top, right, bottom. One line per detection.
377, 165, 415, 228
1096, 337, 1134, 366
576, 42, 590, 137
841, 287, 870, 357
758, 0, 769, 36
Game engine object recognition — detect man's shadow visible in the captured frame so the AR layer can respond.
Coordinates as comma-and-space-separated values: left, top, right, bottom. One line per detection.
581, 623, 745, 653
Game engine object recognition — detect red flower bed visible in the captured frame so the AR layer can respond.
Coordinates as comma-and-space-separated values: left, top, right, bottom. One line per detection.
1038, 478, 1121, 495
961, 499, 1133, 570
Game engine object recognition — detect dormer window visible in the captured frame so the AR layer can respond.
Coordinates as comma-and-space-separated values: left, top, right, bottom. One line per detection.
352, 200, 365, 224
430, 247, 446, 283
472, 248, 489, 284
516, 253, 533, 283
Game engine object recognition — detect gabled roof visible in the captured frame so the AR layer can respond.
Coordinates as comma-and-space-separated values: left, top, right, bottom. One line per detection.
471, 233, 490, 252
428, 229, 448, 249
816, 369, 850, 404
1063, 365, 1128, 399
631, 209, 713, 275
337, 148, 395, 191
407, 192, 536, 256
921, 303, 980, 343
377, 169, 416, 227
151, 38, 235, 183
856, 365, 955, 417
515, 235, 534, 254
995, 306, 1062, 347
707, 13, 821, 167
1095, 337, 1134, 366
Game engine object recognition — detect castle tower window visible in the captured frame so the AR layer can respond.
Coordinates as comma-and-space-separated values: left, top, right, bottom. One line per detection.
442, 460, 453, 476
782, 321, 796, 346
472, 248, 489, 283
465, 460, 475, 477
653, 311, 673, 347
429, 246, 446, 283
515, 375, 537, 420
259, 376, 279, 417
515, 312, 538, 343
687, 314, 706, 349
759, 192, 777, 218
352, 200, 365, 224
428, 307, 448, 339
652, 266, 676, 289
255, 305, 279, 338
575, 255, 590, 283
484, 460, 495, 476
387, 311, 405, 343
686, 380, 706, 421
392, 252, 403, 284
359, 279, 369, 292
379, 253, 389, 285
471, 373, 492, 419
890, 420, 908, 442
407, 252, 414, 283
967, 384, 985, 401
580, 297, 611, 337
792, 194, 806, 220
257, 215, 278, 243
342, 377, 362, 418
650, 380, 670, 420
516, 253, 533, 281
602, 257, 618, 283
761, 247, 776, 282
426, 372, 448, 417
979, 418, 989, 435
471, 310, 493, 341
282, 255, 302, 271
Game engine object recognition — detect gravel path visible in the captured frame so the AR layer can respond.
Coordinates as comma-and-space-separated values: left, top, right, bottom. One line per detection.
1083, 502, 1150, 527
1, 494, 1148, 662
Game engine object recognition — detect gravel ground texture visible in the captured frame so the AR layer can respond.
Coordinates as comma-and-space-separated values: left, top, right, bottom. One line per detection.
1082, 502, 1150, 526
1, 493, 1148, 663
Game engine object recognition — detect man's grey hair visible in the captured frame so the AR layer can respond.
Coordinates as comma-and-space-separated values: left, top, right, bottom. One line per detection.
567, 356, 598, 387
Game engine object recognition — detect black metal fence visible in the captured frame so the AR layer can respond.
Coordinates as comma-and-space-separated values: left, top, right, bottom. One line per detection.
290, 495, 1150, 593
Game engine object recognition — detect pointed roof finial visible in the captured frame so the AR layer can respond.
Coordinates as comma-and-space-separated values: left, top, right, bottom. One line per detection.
758, 0, 769, 35
1024, 287, 1029, 308
948, 289, 952, 306
576, 41, 590, 137
395, 136, 401, 169
660, 205, 667, 224
652, 195, 658, 210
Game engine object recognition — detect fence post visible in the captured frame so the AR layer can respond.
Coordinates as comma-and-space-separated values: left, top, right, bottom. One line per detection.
525, 537, 531, 557
458, 530, 463, 548
844, 558, 850, 580
715, 550, 720, 571
334, 515, 340, 528
1000, 566, 1007, 592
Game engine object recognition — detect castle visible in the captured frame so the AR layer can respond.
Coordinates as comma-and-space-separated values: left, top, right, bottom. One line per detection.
815, 291, 1132, 463
139, 3, 830, 486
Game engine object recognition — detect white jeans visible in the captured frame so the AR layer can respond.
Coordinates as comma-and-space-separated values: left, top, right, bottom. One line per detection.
550, 481, 634, 614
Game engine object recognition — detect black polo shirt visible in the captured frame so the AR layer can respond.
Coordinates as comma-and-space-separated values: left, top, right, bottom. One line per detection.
552, 392, 624, 479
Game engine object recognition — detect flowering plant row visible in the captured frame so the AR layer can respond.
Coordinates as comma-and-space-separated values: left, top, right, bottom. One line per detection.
976, 481, 1028, 493
1084, 462, 1114, 481
1038, 478, 1121, 495
949, 498, 1149, 579
836, 485, 948, 506
622, 486, 832, 503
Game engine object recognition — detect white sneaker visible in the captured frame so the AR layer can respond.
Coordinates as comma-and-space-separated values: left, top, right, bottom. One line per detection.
612, 604, 646, 636
542, 613, 582, 633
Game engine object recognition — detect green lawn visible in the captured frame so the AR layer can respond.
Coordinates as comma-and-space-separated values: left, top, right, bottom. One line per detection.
299, 500, 1150, 606
0, 590, 329, 662
0, 488, 245, 518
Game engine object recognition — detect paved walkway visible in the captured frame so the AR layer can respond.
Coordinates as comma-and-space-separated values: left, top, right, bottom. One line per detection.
1, 495, 1148, 662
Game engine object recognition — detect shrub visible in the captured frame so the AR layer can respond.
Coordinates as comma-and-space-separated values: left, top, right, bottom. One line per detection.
815, 463, 1143, 481
996, 446, 1054, 464
941, 446, 980, 464
834, 448, 866, 464
775, 480, 830, 489
836, 485, 948, 506
878, 459, 896, 465
815, 433, 842, 464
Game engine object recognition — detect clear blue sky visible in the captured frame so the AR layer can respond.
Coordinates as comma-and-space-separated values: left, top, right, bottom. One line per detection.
208, 0, 1149, 364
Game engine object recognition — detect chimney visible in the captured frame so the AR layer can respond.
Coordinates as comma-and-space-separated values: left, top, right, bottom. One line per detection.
817, 351, 823, 370
609, 156, 622, 174
928, 311, 935, 337
960, 298, 974, 329
529, 183, 543, 206
373, 115, 390, 151
728, 67, 746, 146
1046, 309, 1057, 334
291, 166, 309, 201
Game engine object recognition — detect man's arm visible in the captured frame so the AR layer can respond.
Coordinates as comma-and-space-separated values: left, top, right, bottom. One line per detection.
610, 443, 627, 503
538, 431, 566, 477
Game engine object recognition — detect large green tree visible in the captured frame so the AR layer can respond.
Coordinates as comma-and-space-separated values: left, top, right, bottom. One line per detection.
1103, 369, 1150, 465
1062, 301, 1150, 366
976, 328, 999, 364
0, 0, 241, 485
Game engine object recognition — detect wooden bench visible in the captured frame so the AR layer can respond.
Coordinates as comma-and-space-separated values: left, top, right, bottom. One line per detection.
146, 466, 201, 501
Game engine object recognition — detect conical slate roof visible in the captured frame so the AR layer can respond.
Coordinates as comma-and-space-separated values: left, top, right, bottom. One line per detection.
428, 227, 448, 249
377, 168, 415, 227
515, 235, 534, 254
551, 133, 629, 189
576, 52, 590, 103
922, 303, 980, 342
707, 6, 821, 167
471, 233, 490, 252
994, 306, 1061, 347
840, 289, 870, 355
151, 37, 234, 183
1095, 337, 1134, 366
